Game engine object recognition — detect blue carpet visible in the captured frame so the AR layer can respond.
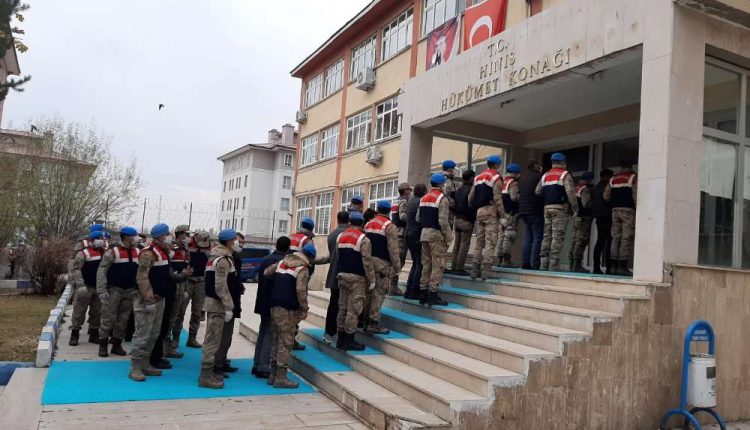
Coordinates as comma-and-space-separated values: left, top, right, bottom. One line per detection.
42, 331, 315, 405
381, 307, 438, 324
439, 285, 492, 296
493, 267, 630, 278
301, 328, 382, 356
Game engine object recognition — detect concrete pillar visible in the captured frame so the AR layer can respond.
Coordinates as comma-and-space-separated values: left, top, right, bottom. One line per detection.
634, 2, 706, 281
399, 126, 434, 185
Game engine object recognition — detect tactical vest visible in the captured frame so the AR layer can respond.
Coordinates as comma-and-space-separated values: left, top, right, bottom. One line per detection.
145, 245, 173, 299
472, 168, 501, 209
290, 231, 310, 252
576, 184, 592, 217
204, 254, 237, 300
609, 171, 637, 209
106, 246, 139, 289
419, 188, 445, 230
541, 167, 570, 206
501, 177, 519, 215
81, 247, 103, 287
365, 215, 392, 262
270, 260, 305, 310
390, 199, 406, 228
336, 228, 366, 276
170, 246, 190, 272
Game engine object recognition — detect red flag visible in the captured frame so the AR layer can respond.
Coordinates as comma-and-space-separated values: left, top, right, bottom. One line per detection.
426, 18, 459, 71
463, 0, 508, 51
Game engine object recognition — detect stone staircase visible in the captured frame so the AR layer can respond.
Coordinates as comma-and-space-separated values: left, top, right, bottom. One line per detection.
239, 267, 660, 429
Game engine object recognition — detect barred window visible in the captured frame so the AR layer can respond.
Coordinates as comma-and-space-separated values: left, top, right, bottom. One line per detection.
282, 176, 292, 189
346, 110, 372, 151
283, 153, 293, 167
280, 198, 290, 212
315, 192, 334, 235
341, 186, 365, 211
382, 9, 413, 61
369, 179, 398, 209
278, 220, 289, 234
422, 0, 458, 36
301, 134, 317, 166
296, 195, 313, 226
325, 58, 344, 97
305, 73, 323, 107
320, 124, 340, 160
350, 36, 376, 80
375, 96, 401, 141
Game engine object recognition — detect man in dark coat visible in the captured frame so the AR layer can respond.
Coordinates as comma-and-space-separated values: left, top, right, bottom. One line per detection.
251, 236, 290, 378
405, 183, 427, 299
518, 160, 544, 269
324, 211, 349, 345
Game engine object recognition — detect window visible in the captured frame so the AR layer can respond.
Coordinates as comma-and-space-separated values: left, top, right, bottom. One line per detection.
242, 196, 246, 210
282, 176, 292, 189
296, 195, 313, 227
223, 181, 226, 192
369, 179, 398, 209
278, 220, 289, 234
229, 179, 233, 191
301, 134, 318, 166
382, 9, 413, 61
280, 198, 290, 212
315, 192, 334, 235
235, 198, 239, 211
346, 110, 372, 150
325, 58, 344, 97
237, 177, 241, 189
375, 96, 401, 141
350, 36, 376, 80
283, 153, 293, 167
244, 175, 248, 188
341, 186, 365, 211
221, 200, 225, 211
220, 220, 223, 229
422, 0, 458, 36
240, 218, 244, 231
305, 73, 323, 107
320, 124, 340, 160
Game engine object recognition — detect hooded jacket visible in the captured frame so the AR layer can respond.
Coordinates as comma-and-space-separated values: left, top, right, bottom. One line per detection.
203, 244, 235, 313
264, 252, 311, 312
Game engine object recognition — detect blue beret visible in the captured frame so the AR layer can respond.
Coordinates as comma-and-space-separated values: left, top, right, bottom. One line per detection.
302, 243, 317, 259
150, 223, 170, 238
89, 231, 104, 240
551, 152, 566, 162
351, 195, 364, 204
90, 224, 104, 233
430, 173, 446, 184
349, 211, 364, 222
120, 227, 138, 236
218, 228, 237, 241
582, 171, 595, 180
301, 216, 315, 228
507, 163, 521, 174
377, 200, 391, 210
487, 155, 502, 164
442, 160, 456, 169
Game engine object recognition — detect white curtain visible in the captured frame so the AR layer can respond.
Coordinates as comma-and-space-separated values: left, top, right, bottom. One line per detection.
700, 137, 736, 200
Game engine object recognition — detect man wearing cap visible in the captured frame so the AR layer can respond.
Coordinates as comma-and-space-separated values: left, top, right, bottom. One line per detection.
404, 184, 427, 299
416, 173, 453, 306
442, 160, 458, 218
69, 230, 106, 346
536, 153, 578, 271
96, 227, 140, 357
129, 224, 192, 382
323, 212, 349, 345
497, 163, 522, 268
335, 211, 374, 351
570, 172, 594, 273
604, 161, 638, 276
177, 230, 210, 348
164, 225, 191, 359
389, 183, 411, 295
451, 170, 476, 276
213, 231, 245, 377
348, 195, 364, 214
197, 228, 237, 389
262, 242, 316, 388
468, 155, 505, 280
364, 200, 401, 333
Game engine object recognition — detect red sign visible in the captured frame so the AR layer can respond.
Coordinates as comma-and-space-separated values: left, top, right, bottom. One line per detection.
426, 17, 459, 71
463, 0, 508, 51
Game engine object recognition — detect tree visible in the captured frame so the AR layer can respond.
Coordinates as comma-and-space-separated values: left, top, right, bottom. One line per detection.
0, 0, 30, 100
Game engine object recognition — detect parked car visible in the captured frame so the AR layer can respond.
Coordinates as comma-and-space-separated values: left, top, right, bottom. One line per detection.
239, 246, 273, 282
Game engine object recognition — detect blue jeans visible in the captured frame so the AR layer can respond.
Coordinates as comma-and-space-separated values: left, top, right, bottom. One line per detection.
521, 214, 544, 269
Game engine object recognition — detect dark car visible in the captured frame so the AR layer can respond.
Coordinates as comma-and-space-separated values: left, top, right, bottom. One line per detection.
239, 246, 273, 282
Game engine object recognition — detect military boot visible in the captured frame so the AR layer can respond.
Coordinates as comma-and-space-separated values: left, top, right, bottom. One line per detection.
340, 332, 365, 352
69, 329, 80, 346
549, 258, 561, 272
98, 337, 109, 357
128, 359, 146, 382
267, 363, 277, 385
539, 258, 550, 271
140, 358, 163, 377
470, 263, 481, 280
198, 368, 224, 389
605, 259, 614, 275
426, 292, 448, 307
186, 335, 202, 348
293, 341, 306, 351
110, 338, 127, 356
272, 367, 299, 389
418, 289, 429, 305
481, 264, 492, 281
616, 260, 632, 276
213, 366, 227, 380
166, 347, 184, 359
500, 254, 519, 268
88, 329, 99, 344
365, 321, 390, 335
570, 259, 584, 273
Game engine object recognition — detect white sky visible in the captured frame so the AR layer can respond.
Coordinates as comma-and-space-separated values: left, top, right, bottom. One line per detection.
3, 1, 369, 229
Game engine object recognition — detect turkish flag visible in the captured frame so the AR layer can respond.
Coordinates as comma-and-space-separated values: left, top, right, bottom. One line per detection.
463, 0, 508, 51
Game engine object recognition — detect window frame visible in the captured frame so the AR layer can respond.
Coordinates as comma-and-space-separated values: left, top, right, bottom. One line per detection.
283, 153, 294, 167
282, 175, 292, 189
280, 197, 290, 212
296, 195, 313, 227
346, 109, 373, 151
320, 123, 340, 160
325, 57, 344, 97
341, 185, 365, 212
305, 73, 323, 107
382, 8, 414, 62
314, 191, 334, 235
278, 219, 289, 234
368, 179, 399, 210
301, 134, 318, 166
375, 95, 401, 142
350, 35, 377, 81
422, 0, 458, 36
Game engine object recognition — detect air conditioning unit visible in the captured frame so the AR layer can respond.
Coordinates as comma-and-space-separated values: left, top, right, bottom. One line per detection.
365, 145, 383, 167
295, 110, 307, 124
356, 67, 376, 91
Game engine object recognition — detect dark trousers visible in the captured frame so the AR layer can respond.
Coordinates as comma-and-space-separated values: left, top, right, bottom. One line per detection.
406, 233, 422, 292
593, 215, 613, 271
150, 296, 174, 364
325, 288, 340, 337
521, 214, 544, 269
214, 318, 235, 368
253, 314, 272, 372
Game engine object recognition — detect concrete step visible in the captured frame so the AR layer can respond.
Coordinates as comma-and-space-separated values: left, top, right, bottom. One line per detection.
383, 295, 588, 353
238, 316, 449, 429
490, 267, 666, 295
305, 305, 523, 397
308, 291, 556, 375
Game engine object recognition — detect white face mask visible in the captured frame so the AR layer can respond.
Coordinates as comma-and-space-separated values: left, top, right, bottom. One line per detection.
93, 239, 105, 248
162, 236, 173, 245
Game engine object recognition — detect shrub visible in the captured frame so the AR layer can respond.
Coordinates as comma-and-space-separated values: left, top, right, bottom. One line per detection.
24, 236, 73, 295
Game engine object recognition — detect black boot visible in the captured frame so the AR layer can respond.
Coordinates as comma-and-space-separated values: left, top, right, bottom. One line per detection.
69, 329, 80, 346
293, 341, 306, 351
88, 329, 99, 344
111, 338, 127, 356
98, 337, 109, 357
616, 260, 632, 276
418, 289, 428, 305
426, 292, 448, 306
570, 259, 584, 273
342, 332, 365, 351
605, 259, 614, 275
500, 254, 519, 268
336, 330, 346, 350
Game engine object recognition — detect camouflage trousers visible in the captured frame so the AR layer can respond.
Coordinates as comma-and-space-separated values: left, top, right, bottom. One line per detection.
200, 311, 225, 370
174, 278, 205, 342
611, 208, 636, 260
569, 216, 593, 260
337, 274, 366, 334
421, 239, 447, 292
496, 214, 518, 257
129, 295, 165, 360
367, 258, 391, 323
389, 236, 407, 295
98, 286, 136, 340
472, 209, 498, 274
270, 307, 296, 369
166, 281, 187, 350
540, 207, 570, 271
451, 218, 474, 272
71, 286, 101, 332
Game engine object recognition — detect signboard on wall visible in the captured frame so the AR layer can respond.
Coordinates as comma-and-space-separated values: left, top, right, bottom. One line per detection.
463, 0, 508, 51
426, 17, 459, 71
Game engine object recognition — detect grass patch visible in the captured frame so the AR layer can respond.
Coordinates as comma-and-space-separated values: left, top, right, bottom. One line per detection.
0, 294, 59, 361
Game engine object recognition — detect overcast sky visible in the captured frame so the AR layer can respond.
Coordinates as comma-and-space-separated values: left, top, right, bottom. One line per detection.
3, 1, 369, 229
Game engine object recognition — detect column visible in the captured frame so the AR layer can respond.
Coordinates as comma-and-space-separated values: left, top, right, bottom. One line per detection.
399, 126, 434, 185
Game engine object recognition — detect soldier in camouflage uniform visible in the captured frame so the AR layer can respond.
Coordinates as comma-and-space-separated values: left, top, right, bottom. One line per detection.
164, 225, 191, 358
417, 173, 453, 306
497, 163, 521, 268
69, 230, 106, 346
389, 183, 411, 295
604, 161, 638, 276
468, 155, 505, 280
442, 160, 457, 228
535, 153, 578, 271
365, 200, 402, 333
97, 226, 140, 357
569, 172, 594, 273
335, 211, 374, 351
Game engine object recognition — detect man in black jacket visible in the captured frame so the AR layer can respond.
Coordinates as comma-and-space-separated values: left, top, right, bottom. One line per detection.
251, 236, 290, 378
450, 170, 475, 276
323, 211, 349, 345
518, 160, 544, 269
591, 169, 613, 274
404, 184, 427, 299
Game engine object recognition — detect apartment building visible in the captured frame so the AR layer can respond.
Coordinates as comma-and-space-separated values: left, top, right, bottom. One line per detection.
217, 125, 296, 245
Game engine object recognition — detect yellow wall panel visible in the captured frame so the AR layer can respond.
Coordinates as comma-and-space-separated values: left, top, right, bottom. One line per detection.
346, 49, 411, 116
299, 90, 343, 138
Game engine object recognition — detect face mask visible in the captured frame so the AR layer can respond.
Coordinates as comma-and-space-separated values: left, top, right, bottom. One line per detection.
232, 244, 242, 253
93, 239, 105, 248
162, 236, 173, 245
182, 238, 190, 247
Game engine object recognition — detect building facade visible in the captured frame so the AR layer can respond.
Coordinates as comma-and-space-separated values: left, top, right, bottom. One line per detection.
217, 124, 296, 245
